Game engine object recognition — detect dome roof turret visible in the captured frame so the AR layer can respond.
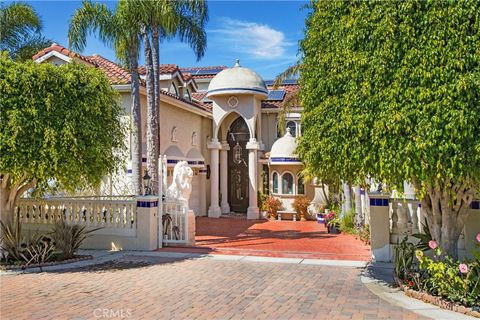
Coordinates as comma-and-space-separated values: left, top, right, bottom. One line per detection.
269, 128, 301, 164
207, 60, 268, 98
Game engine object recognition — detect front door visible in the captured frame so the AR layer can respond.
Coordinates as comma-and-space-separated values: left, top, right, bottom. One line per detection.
227, 117, 249, 213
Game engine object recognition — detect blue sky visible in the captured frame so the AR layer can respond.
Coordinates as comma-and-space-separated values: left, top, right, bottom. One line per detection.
26, 0, 309, 80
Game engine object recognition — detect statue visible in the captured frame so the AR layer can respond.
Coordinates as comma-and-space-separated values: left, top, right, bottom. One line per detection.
166, 161, 194, 206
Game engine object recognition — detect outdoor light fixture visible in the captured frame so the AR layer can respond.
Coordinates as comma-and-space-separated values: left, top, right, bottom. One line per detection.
143, 170, 152, 196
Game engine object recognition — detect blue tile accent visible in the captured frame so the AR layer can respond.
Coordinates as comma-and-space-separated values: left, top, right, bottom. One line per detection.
370, 198, 389, 206
270, 157, 301, 163
127, 169, 132, 174
136, 201, 158, 208
418, 203, 421, 208
187, 160, 205, 165
471, 201, 480, 210
360, 189, 365, 195
208, 87, 268, 95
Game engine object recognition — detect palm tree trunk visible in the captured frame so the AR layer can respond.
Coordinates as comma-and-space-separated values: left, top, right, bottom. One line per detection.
152, 28, 160, 193
128, 39, 142, 195
141, 25, 158, 191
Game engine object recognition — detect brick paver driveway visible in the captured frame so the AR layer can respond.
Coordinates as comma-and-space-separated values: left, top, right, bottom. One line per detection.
190, 218, 371, 261
1, 255, 430, 320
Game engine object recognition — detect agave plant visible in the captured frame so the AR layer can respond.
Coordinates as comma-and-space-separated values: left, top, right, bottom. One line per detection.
50, 220, 101, 260
0, 220, 24, 262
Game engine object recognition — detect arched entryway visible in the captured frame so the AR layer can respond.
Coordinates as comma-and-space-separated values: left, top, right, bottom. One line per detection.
227, 117, 250, 213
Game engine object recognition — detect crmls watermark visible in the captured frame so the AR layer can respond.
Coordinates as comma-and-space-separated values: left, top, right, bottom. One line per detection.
93, 308, 132, 318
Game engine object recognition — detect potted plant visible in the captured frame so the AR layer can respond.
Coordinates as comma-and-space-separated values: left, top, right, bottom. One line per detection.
325, 210, 340, 233
293, 196, 310, 221
263, 196, 283, 220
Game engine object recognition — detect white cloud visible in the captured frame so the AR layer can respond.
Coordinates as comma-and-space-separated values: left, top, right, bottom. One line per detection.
210, 18, 291, 59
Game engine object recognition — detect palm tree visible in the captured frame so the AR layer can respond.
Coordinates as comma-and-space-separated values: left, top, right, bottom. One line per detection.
128, 0, 208, 190
272, 62, 301, 136
68, 0, 143, 195
0, 1, 51, 60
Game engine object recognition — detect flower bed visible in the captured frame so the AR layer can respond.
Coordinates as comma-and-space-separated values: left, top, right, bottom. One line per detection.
0, 255, 93, 271
393, 273, 480, 318
393, 232, 480, 314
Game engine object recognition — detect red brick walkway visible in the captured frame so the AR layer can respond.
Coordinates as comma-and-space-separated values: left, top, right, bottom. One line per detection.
160, 217, 371, 261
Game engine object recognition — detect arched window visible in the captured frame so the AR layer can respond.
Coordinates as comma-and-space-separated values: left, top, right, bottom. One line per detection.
272, 172, 279, 194
169, 82, 178, 96
297, 174, 305, 195
282, 172, 294, 195
286, 121, 297, 137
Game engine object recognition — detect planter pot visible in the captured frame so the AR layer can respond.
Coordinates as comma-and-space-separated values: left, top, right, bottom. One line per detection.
328, 224, 340, 234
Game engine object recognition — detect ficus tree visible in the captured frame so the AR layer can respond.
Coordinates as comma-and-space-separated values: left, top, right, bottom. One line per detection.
298, 1, 480, 257
0, 55, 125, 225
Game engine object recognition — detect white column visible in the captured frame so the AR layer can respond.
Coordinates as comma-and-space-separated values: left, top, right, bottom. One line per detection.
208, 139, 221, 218
246, 139, 259, 219
220, 142, 230, 214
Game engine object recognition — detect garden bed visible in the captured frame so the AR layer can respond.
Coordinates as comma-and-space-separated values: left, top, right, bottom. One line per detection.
0, 255, 93, 271
394, 274, 480, 318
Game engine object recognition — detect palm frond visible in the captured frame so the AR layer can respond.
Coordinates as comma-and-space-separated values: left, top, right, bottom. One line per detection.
68, 0, 117, 52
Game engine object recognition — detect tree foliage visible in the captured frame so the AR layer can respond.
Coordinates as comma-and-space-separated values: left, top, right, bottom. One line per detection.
0, 54, 125, 222
298, 1, 480, 256
0, 1, 52, 61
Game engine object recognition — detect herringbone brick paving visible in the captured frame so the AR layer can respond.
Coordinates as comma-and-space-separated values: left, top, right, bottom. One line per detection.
0, 255, 430, 320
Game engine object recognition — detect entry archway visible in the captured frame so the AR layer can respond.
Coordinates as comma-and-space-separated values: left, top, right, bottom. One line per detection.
226, 117, 250, 213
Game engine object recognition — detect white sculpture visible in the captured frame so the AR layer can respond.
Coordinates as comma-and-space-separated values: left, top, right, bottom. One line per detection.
166, 161, 194, 206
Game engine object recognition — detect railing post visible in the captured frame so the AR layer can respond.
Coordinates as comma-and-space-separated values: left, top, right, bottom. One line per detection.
136, 196, 159, 251
368, 193, 391, 262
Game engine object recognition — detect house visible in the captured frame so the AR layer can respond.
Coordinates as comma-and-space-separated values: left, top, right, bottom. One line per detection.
32, 43, 324, 219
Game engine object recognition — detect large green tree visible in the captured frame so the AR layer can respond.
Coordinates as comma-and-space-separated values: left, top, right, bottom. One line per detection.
0, 55, 125, 225
0, 1, 51, 61
299, 1, 480, 257
69, 0, 143, 195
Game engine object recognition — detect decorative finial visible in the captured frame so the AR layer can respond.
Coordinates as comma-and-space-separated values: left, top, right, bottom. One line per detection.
234, 59, 240, 67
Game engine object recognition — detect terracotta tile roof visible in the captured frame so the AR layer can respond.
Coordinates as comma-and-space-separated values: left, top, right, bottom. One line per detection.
32, 43, 93, 64
191, 91, 207, 102
160, 64, 179, 74
84, 55, 133, 85
161, 89, 211, 112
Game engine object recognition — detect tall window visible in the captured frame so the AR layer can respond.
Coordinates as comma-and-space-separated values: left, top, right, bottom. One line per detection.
169, 82, 178, 96
282, 172, 294, 195
272, 172, 279, 194
297, 174, 305, 195
286, 121, 297, 137
184, 88, 191, 101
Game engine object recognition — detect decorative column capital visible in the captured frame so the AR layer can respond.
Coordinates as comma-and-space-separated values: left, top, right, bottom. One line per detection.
208, 139, 222, 149
246, 139, 260, 150
220, 141, 230, 151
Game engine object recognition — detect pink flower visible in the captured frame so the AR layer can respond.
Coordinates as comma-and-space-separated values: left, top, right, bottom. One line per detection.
476, 233, 480, 242
428, 240, 438, 250
459, 263, 469, 274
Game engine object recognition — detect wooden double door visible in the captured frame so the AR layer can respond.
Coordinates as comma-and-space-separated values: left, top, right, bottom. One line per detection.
227, 117, 249, 213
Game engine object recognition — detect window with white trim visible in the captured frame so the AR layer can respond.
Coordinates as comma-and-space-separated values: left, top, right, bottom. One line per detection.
169, 82, 178, 96
282, 172, 294, 195
272, 172, 279, 194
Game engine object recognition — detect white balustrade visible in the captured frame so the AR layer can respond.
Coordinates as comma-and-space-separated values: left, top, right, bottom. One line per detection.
16, 197, 137, 236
